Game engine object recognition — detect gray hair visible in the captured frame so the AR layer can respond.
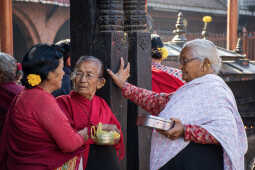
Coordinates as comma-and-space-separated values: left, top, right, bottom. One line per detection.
0, 52, 17, 83
72, 56, 104, 79
182, 39, 222, 73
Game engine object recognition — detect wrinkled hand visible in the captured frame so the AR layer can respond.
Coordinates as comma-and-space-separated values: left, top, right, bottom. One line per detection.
78, 127, 89, 141
107, 57, 130, 88
158, 118, 184, 140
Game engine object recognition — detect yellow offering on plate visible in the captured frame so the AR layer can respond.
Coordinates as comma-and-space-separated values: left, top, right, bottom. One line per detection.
91, 122, 120, 145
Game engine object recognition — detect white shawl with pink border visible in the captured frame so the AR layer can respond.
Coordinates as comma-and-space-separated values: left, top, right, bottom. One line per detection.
150, 74, 247, 170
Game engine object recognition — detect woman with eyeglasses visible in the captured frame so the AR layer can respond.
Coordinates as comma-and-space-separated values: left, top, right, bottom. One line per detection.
108, 39, 247, 170
0, 44, 89, 170
56, 56, 124, 170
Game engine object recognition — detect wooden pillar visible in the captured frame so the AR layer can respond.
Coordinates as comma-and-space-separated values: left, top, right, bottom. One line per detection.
127, 32, 151, 170
70, 0, 128, 169
227, 0, 238, 50
71, 1, 151, 169
124, 1, 151, 170
0, 0, 13, 55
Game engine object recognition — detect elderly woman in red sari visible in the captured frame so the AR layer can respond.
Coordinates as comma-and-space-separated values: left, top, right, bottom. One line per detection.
57, 56, 125, 170
108, 39, 247, 170
0, 44, 88, 170
0, 52, 23, 134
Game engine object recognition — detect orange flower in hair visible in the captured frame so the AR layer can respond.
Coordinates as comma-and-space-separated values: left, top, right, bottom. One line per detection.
27, 74, 41, 87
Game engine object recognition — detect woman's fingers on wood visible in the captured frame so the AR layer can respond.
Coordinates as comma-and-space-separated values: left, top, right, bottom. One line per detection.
120, 57, 124, 70
107, 69, 114, 77
126, 62, 130, 75
107, 69, 119, 82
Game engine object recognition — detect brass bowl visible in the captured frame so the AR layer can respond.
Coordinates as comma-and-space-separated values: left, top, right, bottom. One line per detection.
91, 125, 120, 146
136, 114, 174, 130
92, 133, 116, 146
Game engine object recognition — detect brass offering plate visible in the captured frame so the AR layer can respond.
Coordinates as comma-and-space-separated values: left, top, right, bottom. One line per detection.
136, 114, 174, 131
91, 123, 120, 146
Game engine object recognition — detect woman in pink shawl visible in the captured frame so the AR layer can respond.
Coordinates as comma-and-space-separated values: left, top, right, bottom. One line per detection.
108, 39, 247, 170
0, 44, 88, 170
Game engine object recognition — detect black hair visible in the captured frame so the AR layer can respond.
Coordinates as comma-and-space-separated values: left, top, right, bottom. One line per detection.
21, 44, 63, 88
151, 36, 163, 49
151, 35, 164, 59
53, 39, 70, 65
152, 49, 163, 59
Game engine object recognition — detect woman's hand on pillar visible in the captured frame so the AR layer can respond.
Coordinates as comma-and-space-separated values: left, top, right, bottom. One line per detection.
107, 57, 130, 88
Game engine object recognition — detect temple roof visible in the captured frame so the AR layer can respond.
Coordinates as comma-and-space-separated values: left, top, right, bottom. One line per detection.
14, 0, 225, 9
148, 0, 253, 15
148, 0, 226, 11
13, 0, 253, 15
148, 0, 227, 14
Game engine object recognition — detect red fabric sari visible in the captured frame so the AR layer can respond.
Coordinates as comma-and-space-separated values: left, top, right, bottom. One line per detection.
57, 91, 125, 169
0, 87, 85, 170
152, 67, 184, 93
0, 82, 23, 133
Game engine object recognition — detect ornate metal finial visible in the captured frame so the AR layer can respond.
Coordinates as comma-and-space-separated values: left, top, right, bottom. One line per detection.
235, 38, 243, 54
171, 12, 187, 47
201, 16, 212, 39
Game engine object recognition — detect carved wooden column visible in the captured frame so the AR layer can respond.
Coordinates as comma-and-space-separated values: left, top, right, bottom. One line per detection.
0, 0, 13, 55
70, 0, 128, 169
124, 0, 147, 31
71, 0, 151, 169
124, 1, 151, 170
97, 0, 124, 31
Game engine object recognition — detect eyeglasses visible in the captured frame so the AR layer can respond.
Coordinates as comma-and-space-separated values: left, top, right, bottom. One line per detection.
179, 57, 199, 65
74, 71, 100, 80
